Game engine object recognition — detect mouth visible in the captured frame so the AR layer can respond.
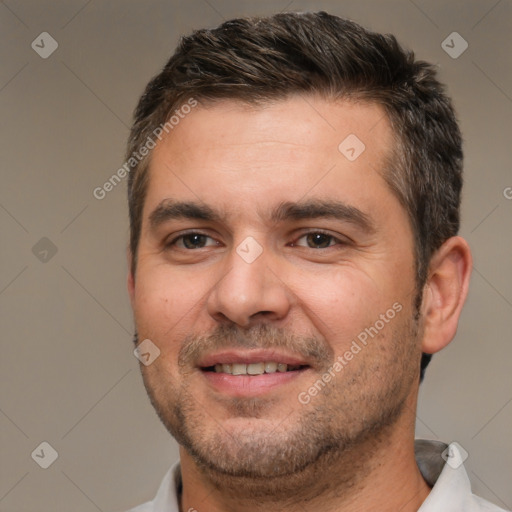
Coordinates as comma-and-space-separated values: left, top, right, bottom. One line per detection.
202, 362, 309, 375
198, 350, 312, 397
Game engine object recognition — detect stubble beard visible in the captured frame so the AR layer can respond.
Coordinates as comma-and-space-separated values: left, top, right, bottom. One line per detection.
139, 314, 421, 500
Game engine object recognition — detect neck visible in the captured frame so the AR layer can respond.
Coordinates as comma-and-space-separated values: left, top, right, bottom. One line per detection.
179, 397, 431, 512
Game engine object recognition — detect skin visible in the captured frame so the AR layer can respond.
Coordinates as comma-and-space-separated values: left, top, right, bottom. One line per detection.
128, 95, 472, 512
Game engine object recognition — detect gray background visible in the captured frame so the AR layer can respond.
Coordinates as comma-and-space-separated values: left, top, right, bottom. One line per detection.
0, 1, 511, 511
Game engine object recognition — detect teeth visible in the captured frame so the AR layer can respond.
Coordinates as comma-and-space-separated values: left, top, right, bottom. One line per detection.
231, 363, 246, 375
247, 362, 265, 375
209, 362, 300, 375
264, 362, 278, 373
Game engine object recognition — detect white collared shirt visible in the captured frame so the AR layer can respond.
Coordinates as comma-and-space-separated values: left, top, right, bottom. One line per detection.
123, 440, 509, 512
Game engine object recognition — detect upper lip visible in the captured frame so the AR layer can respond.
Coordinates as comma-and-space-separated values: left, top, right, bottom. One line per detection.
197, 349, 311, 368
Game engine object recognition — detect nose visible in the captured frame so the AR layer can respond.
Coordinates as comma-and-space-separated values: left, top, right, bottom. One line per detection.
206, 240, 292, 327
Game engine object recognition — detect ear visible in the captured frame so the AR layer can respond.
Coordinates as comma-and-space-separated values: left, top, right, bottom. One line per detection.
420, 236, 472, 354
127, 246, 135, 306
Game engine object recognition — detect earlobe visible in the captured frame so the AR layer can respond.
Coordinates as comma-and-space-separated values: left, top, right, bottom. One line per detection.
420, 236, 472, 355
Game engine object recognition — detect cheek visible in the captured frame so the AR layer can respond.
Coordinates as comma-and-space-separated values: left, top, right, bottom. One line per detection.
132, 266, 205, 343
304, 266, 381, 311
292, 265, 406, 347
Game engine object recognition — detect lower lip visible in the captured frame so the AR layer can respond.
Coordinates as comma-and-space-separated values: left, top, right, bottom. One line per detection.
201, 369, 308, 397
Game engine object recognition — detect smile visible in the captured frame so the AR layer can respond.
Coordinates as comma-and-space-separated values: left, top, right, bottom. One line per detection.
204, 362, 307, 375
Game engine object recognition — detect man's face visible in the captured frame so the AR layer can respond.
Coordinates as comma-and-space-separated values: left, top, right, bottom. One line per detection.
129, 96, 423, 479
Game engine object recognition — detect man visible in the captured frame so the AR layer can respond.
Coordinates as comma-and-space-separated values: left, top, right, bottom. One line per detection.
124, 11, 507, 512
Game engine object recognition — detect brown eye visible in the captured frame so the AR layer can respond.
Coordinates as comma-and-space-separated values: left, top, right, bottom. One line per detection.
182, 234, 208, 249
168, 233, 217, 250
305, 233, 334, 249
294, 231, 341, 249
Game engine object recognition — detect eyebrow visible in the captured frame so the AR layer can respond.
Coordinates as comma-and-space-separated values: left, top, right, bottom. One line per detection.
149, 198, 376, 234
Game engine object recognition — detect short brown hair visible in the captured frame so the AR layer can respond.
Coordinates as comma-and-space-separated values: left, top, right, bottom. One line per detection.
126, 11, 464, 380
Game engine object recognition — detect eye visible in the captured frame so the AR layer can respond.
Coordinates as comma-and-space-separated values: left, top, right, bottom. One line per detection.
166, 230, 346, 251
293, 231, 344, 249
167, 232, 219, 250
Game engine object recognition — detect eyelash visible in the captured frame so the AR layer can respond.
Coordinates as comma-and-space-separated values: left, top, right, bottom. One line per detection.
166, 230, 347, 250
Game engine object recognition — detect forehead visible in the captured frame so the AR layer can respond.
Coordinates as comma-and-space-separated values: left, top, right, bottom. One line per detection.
144, 96, 396, 221
153, 96, 391, 160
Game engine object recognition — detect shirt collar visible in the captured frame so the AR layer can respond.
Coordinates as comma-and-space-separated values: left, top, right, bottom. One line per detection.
145, 440, 487, 512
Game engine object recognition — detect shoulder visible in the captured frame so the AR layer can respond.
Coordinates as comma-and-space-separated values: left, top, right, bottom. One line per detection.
416, 440, 510, 512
